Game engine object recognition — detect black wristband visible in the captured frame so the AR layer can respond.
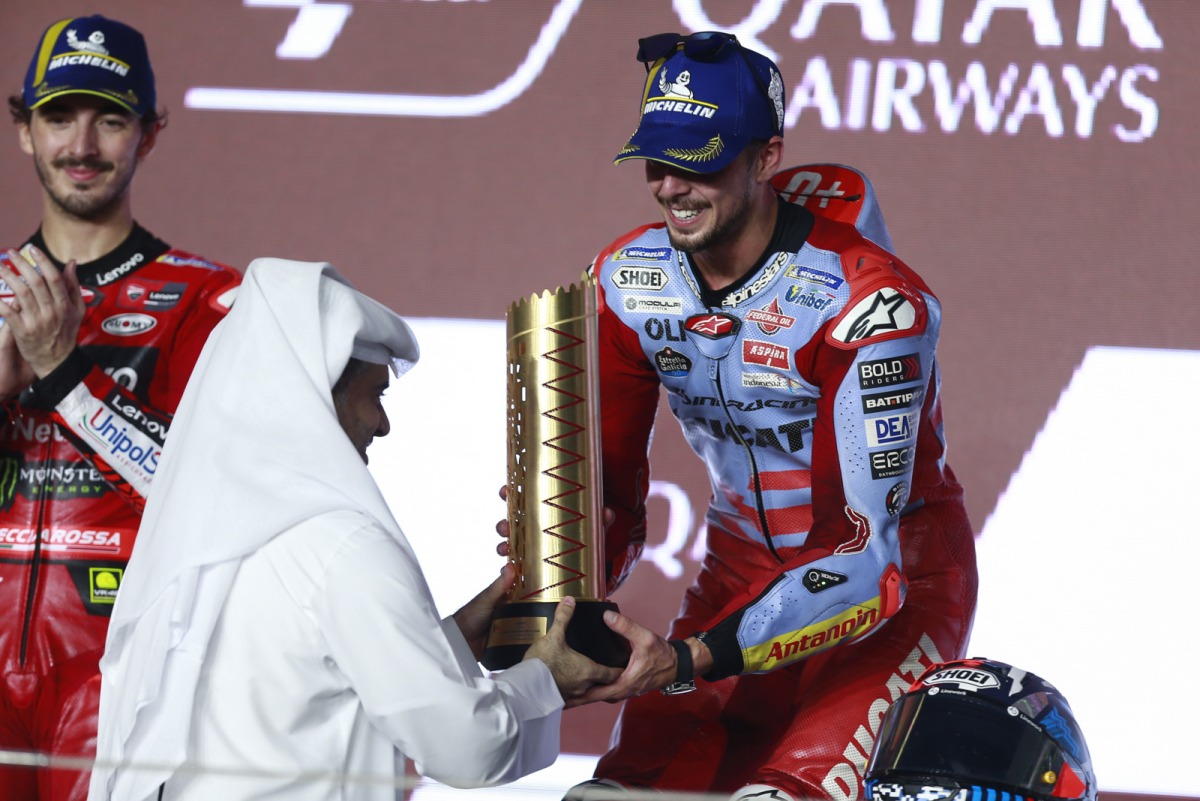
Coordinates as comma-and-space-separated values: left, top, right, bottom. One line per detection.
24, 347, 91, 410
669, 639, 693, 684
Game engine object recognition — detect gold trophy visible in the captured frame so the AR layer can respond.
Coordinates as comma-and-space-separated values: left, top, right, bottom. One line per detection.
481, 277, 629, 670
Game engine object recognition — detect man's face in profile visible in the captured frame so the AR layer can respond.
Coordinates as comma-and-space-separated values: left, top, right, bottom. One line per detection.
334, 363, 391, 464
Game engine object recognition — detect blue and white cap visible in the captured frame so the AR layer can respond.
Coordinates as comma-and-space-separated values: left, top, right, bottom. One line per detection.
23, 15, 156, 117
615, 34, 785, 174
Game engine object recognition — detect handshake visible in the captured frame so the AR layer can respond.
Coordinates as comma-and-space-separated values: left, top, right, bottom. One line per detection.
451, 561, 707, 708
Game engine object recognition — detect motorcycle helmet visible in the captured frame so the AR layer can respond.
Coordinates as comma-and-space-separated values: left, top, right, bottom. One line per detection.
865, 658, 1096, 801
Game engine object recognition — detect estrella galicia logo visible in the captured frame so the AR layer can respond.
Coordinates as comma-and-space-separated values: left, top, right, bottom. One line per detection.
654, 347, 692, 376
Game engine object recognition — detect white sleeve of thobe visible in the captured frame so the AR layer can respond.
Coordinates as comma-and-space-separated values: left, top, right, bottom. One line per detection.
313, 522, 564, 788
438, 615, 563, 776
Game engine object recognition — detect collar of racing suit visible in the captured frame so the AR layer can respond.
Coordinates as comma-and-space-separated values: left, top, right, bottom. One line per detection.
26, 223, 170, 286
691, 197, 814, 308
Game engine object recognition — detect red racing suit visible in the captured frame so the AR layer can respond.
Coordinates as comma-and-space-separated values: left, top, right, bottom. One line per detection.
0, 224, 239, 800
590, 165, 977, 800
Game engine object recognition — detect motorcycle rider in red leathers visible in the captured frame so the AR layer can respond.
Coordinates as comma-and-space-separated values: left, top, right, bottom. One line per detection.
0, 16, 240, 800
561, 33, 977, 801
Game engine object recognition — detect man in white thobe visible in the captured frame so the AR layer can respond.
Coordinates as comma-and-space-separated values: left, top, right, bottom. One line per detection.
88, 259, 621, 801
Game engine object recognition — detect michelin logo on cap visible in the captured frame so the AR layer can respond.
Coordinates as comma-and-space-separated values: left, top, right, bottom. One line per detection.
24, 15, 156, 117
643, 66, 717, 119
660, 68, 693, 98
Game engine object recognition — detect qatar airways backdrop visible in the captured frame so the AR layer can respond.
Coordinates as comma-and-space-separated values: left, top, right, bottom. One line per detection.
1, 2, 1195, 799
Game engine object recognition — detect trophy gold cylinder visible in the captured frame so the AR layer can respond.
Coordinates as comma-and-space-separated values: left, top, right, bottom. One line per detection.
481, 277, 630, 670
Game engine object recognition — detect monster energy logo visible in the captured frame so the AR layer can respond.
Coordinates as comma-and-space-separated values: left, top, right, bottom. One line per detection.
18, 464, 109, 498
0, 455, 19, 513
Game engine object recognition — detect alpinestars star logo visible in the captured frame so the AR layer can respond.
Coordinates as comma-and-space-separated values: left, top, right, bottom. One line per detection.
845, 289, 910, 341
734, 789, 795, 801
685, 313, 740, 339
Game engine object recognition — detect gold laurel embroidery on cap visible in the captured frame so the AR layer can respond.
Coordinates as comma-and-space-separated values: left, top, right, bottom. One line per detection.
664, 134, 724, 163
618, 125, 642, 156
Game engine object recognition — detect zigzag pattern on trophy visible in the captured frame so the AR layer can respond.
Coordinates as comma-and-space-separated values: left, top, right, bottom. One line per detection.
520, 324, 589, 598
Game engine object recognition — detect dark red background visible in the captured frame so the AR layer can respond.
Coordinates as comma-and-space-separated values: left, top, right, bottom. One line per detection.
2, 2, 1194, 798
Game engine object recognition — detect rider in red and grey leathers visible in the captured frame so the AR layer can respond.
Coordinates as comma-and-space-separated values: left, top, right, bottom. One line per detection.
0, 231, 239, 796
576, 33, 977, 801
0, 15, 241, 800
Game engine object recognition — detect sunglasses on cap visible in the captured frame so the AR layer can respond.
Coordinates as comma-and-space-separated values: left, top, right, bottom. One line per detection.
636, 31, 775, 121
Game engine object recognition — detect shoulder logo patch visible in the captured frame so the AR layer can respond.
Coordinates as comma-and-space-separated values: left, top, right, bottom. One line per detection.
830, 287, 916, 344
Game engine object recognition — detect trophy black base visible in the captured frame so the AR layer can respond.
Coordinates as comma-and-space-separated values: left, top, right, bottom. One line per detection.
481, 599, 630, 671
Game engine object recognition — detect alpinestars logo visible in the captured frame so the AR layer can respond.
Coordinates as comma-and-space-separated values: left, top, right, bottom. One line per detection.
722, 253, 787, 308
736, 789, 795, 801
832, 288, 917, 344
685, 313, 740, 339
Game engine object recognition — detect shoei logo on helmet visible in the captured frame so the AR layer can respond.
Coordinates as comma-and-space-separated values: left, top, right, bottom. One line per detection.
924, 667, 1001, 692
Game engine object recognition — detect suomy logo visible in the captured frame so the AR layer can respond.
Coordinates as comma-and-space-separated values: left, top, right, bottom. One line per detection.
101, 314, 157, 337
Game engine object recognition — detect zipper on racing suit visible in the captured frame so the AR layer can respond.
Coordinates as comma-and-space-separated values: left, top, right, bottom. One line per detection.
19, 437, 52, 667
712, 358, 784, 566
